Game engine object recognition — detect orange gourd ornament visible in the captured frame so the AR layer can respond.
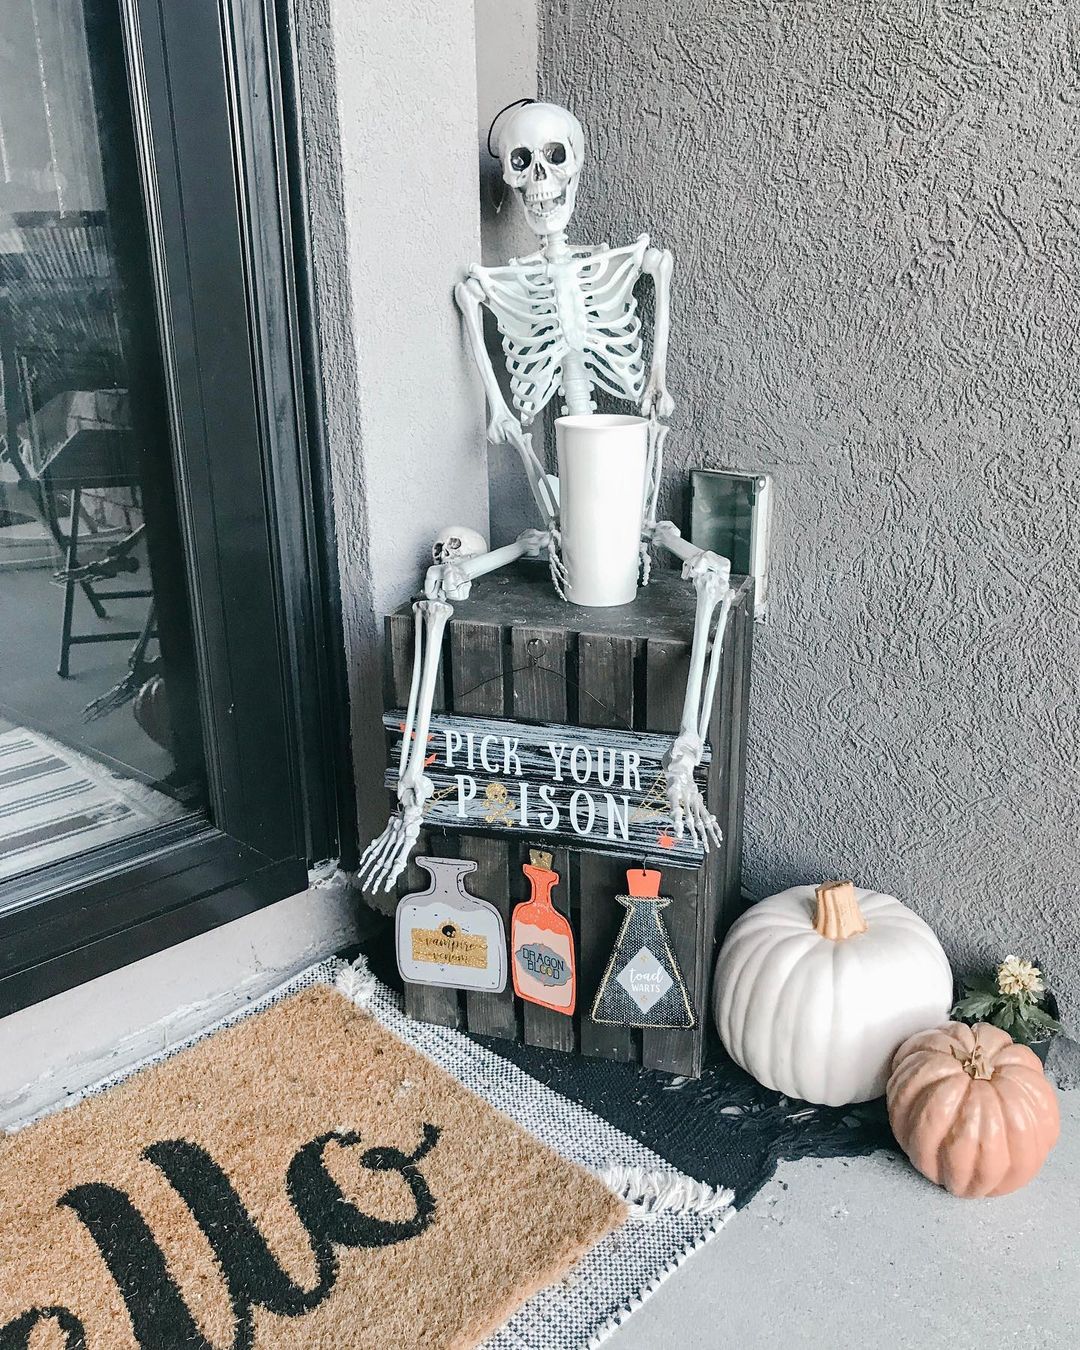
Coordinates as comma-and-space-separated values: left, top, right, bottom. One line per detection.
887, 1021, 1060, 1198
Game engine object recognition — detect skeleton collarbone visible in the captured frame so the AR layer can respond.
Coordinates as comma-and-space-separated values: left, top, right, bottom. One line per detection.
471, 234, 650, 422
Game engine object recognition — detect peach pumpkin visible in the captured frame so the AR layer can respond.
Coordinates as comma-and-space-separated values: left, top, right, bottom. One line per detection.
887, 1021, 1059, 1198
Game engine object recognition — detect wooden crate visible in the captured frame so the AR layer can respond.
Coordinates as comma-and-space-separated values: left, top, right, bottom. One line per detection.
384, 562, 754, 1078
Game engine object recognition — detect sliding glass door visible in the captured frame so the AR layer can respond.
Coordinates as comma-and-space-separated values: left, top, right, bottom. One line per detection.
0, 0, 348, 1012
0, 0, 206, 883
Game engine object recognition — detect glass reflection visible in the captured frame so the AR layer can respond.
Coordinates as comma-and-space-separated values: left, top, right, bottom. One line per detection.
0, 0, 206, 884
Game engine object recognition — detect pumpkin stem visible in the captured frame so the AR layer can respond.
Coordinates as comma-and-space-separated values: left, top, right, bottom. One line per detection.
813, 880, 869, 941
960, 1043, 994, 1081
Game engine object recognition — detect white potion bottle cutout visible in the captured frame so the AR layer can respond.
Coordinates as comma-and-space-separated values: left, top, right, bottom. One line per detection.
396, 856, 507, 993
590, 866, 694, 1029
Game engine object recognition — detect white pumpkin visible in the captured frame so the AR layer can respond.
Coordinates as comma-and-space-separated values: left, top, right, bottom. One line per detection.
713, 880, 953, 1106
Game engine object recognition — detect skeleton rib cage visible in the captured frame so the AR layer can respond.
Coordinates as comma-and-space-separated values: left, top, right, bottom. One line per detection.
471, 235, 650, 422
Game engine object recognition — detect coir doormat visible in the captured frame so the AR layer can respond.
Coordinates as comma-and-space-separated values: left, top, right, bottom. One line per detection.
0, 959, 732, 1349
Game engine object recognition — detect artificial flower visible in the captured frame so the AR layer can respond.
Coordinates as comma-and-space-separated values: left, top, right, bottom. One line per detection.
996, 955, 1044, 998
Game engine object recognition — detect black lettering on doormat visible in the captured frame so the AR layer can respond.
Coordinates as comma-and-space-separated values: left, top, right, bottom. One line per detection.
0, 1124, 440, 1350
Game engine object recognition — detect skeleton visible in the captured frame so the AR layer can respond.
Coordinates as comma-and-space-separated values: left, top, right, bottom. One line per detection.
358, 101, 735, 893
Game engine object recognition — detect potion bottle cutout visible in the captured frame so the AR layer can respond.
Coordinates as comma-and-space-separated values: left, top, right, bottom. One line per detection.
590, 867, 694, 1029
396, 856, 507, 993
512, 849, 576, 1016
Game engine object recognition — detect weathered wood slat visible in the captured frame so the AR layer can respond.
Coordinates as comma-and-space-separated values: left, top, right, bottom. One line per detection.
641, 637, 702, 1076
577, 633, 636, 1064
512, 627, 575, 1052
388, 612, 460, 1029
452, 621, 516, 1039
384, 711, 711, 768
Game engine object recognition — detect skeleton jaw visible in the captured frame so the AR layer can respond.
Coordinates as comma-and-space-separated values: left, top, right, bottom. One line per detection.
524, 187, 565, 219
519, 181, 577, 236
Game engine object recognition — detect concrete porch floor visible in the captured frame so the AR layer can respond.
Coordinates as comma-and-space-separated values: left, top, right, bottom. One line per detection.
608, 1092, 1079, 1348
2, 884, 1075, 1349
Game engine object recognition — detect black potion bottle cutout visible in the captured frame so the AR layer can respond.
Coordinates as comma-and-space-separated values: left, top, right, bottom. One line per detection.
590, 867, 694, 1029
396, 856, 507, 993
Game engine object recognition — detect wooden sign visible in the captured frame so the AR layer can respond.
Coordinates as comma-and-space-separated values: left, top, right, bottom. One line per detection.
383, 710, 710, 868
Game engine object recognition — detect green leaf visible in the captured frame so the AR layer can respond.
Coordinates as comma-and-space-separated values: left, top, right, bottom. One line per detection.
991, 1003, 1017, 1034
1021, 1005, 1062, 1035
951, 992, 1000, 1022
960, 973, 1000, 997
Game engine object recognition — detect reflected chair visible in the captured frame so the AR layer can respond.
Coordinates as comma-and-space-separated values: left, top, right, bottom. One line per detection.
0, 212, 151, 677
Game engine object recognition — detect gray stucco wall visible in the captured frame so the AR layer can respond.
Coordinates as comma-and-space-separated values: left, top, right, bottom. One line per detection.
294, 0, 489, 844
541, 2, 1080, 1026
474, 0, 541, 538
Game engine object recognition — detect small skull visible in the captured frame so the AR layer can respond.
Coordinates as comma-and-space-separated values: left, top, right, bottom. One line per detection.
482, 780, 514, 825
496, 102, 584, 237
432, 525, 487, 567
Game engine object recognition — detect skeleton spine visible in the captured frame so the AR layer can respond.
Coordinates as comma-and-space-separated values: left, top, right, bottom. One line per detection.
561, 352, 594, 416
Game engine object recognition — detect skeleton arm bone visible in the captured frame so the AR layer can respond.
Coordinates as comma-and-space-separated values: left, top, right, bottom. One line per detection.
357, 597, 449, 894
424, 530, 547, 601
454, 276, 519, 438
641, 414, 669, 538
651, 521, 733, 850
358, 530, 554, 893
697, 589, 733, 745
455, 276, 556, 523
641, 246, 674, 418
637, 416, 669, 586
638, 248, 674, 564
652, 519, 701, 565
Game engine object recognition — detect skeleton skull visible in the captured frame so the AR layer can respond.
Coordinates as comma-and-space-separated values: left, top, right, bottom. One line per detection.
432, 525, 488, 566
496, 102, 584, 237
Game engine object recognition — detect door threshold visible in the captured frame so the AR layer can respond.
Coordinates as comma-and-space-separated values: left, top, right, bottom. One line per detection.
0, 872, 376, 1128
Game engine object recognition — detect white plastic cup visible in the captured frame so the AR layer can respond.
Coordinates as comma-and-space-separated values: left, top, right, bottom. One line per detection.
555, 414, 648, 607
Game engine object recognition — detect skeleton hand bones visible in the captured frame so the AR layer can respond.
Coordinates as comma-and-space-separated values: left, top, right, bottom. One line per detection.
664, 733, 717, 851
652, 527, 735, 852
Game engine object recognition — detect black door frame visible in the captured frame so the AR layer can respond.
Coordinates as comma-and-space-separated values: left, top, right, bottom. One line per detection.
0, 0, 354, 1014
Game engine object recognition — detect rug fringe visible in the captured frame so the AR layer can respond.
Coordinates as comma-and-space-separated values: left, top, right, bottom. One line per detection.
333, 955, 377, 1006
582, 1221, 723, 1349
596, 1164, 734, 1220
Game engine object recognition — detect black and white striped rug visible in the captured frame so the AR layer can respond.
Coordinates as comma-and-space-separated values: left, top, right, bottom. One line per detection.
0, 726, 184, 881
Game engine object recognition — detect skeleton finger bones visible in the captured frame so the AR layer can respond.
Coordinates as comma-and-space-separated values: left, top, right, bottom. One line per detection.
664, 738, 723, 853
356, 781, 431, 894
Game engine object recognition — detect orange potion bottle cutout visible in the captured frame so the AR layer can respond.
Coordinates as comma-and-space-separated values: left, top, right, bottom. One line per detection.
511, 849, 576, 1015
